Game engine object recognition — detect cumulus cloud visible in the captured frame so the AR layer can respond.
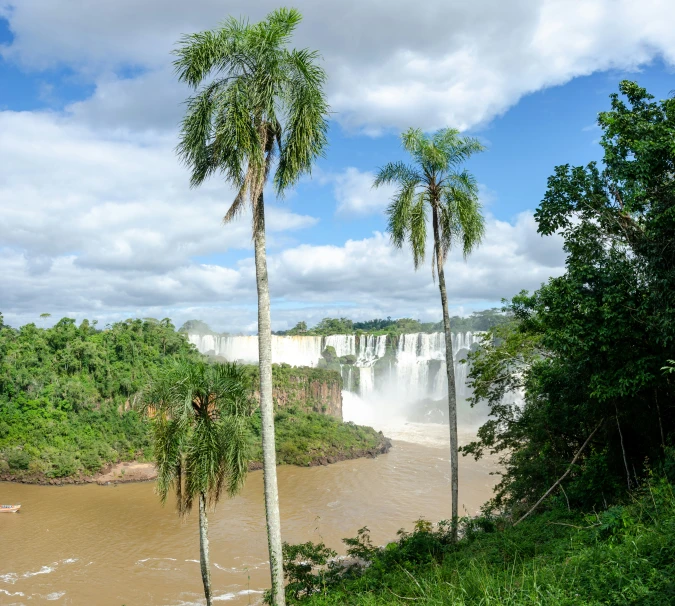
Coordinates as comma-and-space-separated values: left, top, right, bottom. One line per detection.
0, 110, 316, 324
3, 0, 675, 132
2, 1, 597, 329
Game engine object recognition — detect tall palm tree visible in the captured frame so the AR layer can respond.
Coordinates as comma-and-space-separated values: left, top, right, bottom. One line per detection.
174, 9, 328, 603
374, 128, 485, 540
144, 361, 251, 606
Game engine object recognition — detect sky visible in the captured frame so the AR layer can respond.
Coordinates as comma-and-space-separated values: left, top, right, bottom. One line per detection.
1, 0, 674, 333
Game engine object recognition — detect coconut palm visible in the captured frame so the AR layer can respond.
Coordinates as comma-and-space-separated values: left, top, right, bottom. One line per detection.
173, 9, 328, 603
144, 361, 251, 606
374, 127, 485, 540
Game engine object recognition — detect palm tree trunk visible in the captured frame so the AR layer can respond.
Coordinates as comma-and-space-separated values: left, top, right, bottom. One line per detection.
199, 492, 212, 606
432, 204, 459, 542
253, 191, 286, 606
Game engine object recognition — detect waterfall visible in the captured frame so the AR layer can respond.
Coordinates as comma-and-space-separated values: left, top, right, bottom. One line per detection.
187, 333, 324, 367
325, 334, 356, 357
188, 330, 484, 404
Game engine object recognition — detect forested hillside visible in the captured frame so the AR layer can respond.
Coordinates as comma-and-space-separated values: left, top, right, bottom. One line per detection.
0, 315, 386, 480
0, 316, 198, 478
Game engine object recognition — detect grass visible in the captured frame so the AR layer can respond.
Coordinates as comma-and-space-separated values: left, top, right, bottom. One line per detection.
282, 478, 675, 605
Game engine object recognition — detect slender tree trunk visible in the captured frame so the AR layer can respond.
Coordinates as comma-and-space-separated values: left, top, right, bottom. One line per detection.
199, 492, 212, 606
253, 192, 286, 606
432, 204, 459, 541
654, 389, 665, 449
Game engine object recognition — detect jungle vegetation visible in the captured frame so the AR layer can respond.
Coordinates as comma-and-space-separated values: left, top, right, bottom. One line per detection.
0, 315, 383, 480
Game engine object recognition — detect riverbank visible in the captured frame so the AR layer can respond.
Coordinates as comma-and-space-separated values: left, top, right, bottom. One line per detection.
0, 430, 391, 486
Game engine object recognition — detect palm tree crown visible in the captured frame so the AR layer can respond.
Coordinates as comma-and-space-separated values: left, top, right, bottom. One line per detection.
174, 7, 329, 226
145, 360, 251, 514
375, 127, 485, 273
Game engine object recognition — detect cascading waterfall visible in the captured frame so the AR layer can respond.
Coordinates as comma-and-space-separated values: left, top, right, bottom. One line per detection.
188, 330, 482, 403
187, 333, 325, 367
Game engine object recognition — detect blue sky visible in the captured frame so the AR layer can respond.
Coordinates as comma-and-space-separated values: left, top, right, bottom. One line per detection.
1, 1, 674, 332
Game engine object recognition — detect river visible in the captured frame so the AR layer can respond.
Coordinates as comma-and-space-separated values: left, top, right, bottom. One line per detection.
1, 425, 496, 605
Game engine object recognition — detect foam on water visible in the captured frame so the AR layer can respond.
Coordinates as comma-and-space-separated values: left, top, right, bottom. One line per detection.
0, 573, 19, 584
45, 591, 65, 600
23, 565, 55, 578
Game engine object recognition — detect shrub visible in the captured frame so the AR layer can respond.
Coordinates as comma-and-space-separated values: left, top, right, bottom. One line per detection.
7, 449, 30, 470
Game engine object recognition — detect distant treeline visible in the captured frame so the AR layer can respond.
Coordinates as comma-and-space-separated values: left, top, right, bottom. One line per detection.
273, 309, 511, 337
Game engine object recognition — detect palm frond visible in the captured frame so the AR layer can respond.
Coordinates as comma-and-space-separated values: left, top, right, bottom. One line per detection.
386, 178, 417, 249
274, 48, 329, 194
440, 170, 485, 259
408, 192, 428, 269
373, 161, 419, 188
173, 18, 248, 88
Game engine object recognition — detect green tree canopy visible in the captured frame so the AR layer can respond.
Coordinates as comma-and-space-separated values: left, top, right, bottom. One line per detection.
465, 81, 675, 511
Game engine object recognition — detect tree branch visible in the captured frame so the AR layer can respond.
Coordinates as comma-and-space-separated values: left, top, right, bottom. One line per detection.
514, 419, 604, 526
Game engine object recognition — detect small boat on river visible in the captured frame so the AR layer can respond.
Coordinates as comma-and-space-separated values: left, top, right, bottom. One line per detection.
0, 504, 20, 513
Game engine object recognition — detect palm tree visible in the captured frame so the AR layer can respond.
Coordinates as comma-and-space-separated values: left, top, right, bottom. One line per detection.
144, 361, 251, 606
173, 9, 328, 603
374, 128, 485, 541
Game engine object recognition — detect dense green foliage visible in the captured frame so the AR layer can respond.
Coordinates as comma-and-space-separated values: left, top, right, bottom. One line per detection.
0, 316, 382, 479
0, 316, 198, 477
280, 477, 675, 605
463, 81, 675, 512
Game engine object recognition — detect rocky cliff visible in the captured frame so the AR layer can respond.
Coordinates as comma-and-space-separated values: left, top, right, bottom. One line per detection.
246, 364, 342, 419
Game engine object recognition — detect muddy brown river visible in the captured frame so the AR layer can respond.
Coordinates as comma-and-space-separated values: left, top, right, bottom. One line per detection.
0, 426, 496, 605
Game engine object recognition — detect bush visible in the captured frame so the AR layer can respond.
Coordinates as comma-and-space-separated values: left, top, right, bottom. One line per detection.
48, 452, 79, 478
6, 449, 30, 470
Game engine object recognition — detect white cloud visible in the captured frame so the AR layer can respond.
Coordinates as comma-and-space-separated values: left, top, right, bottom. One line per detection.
0, 106, 565, 334
328, 168, 395, 217
167, 211, 566, 333
3, 0, 675, 133
0, 110, 316, 324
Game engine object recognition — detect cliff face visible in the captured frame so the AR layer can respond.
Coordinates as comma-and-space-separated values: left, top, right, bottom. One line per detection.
248, 365, 343, 420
